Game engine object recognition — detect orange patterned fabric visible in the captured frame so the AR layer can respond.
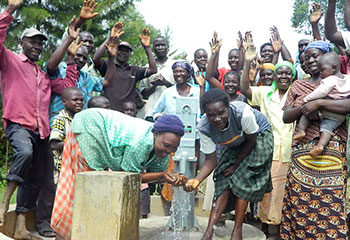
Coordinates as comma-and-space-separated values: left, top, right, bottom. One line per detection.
51, 132, 91, 240
161, 153, 174, 202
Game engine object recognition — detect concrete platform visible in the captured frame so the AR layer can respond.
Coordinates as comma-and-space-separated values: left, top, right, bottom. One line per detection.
140, 216, 266, 240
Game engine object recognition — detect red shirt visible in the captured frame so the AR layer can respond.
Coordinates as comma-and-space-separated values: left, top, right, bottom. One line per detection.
0, 11, 79, 139
340, 55, 350, 74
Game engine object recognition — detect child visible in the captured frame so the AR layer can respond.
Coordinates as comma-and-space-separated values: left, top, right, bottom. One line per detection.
122, 101, 137, 117
293, 52, 350, 157
87, 96, 111, 109
50, 87, 83, 183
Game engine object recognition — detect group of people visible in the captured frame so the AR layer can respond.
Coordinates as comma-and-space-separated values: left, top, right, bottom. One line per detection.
1, 0, 350, 239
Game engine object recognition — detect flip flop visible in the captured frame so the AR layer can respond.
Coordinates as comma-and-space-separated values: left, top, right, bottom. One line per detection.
38, 229, 56, 238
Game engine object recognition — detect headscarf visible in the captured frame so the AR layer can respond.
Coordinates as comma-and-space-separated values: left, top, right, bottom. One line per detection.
304, 40, 332, 54
266, 61, 296, 102
274, 61, 296, 79
260, 63, 275, 71
172, 61, 194, 80
152, 114, 185, 137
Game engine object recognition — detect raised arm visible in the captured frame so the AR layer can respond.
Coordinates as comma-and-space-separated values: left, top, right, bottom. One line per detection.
50, 47, 79, 94
206, 32, 223, 89
46, 16, 81, 76
103, 37, 117, 87
139, 28, 157, 77
325, 0, 345, 47
240, 33, 257, 100
310, 3, 323, 41
73, 0, 99, 30
93, 21, 124, 69
346, 0, 350, 31
271, 26, 292, 62
5, 0, 22, 15
237, 31, 245, 70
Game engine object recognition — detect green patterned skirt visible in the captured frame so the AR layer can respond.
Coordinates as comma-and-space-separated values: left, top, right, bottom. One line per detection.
213, 128, 274, 212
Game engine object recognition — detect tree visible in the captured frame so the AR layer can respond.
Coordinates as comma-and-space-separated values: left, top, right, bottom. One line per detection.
291, 0, 345, 34
0, 0, 164, 66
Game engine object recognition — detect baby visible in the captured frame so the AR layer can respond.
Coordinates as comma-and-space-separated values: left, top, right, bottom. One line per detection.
294, 52, 350, 157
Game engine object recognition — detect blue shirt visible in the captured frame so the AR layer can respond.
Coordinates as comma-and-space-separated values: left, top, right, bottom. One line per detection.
49, 63, 104, 126
152, 84, 201, 120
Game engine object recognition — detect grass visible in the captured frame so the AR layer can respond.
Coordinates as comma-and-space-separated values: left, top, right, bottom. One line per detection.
0, 165, 16, 205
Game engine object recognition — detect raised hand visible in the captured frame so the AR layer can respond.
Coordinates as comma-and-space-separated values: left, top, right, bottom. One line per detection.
310, 3, 323, 24
195, 71, 205, 87
139, 28, 151, 47
237, 31, 244, 49
8, 0, 22, 7
110, 21, 124, 39
68, 36, 83, 56
270, 26, 282, 53
68, 16, 80, 40
79, 0, 99, 20
209, 31, 222, 54
242, 31, 253, 51
105, 37, 118, 57
183, 179, 200, 192
243, 32, 257, 61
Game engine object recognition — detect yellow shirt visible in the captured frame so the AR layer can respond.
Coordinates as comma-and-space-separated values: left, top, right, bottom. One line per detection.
249, 86, 294, 162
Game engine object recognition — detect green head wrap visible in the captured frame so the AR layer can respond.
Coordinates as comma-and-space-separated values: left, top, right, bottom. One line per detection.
274, 61, 296, 79
266, 61, 295, 102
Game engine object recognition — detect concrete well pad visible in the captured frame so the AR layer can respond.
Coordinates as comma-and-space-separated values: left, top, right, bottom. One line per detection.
140, 216, 266, 240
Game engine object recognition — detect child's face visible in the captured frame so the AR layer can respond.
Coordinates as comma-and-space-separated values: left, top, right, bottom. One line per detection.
63, 91, 84, 114
223, 75, 239, 95
318, 62, 334, 79
122, 102, 137, 117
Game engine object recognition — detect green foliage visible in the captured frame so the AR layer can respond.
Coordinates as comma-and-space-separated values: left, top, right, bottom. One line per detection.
0, 0, 167, 66
291, 0, 345, 34
0, 0, 167, 178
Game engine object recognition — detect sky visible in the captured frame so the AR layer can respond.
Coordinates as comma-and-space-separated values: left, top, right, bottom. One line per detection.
135, 0, 311, 67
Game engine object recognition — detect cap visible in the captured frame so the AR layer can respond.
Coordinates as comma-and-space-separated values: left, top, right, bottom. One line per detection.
118, 41, 132, 51
21, 28, 47, 40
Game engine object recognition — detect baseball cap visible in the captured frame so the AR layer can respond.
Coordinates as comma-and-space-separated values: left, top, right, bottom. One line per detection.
118, 41, 132, 51
21, 28, 48, 40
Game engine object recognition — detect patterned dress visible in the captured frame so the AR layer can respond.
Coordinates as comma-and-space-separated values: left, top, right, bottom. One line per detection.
51, 108, 169, 239
280, 79, 348, 239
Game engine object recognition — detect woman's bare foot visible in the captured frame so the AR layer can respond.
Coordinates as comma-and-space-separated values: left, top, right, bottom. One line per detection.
201, 228, 214, 240
309, 145, 324, 158
293, 131, 306, 140
230, 228, 243, 240
0, 202, 9, 227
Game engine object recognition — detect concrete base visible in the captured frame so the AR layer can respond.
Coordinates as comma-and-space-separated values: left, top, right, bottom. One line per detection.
140, 216, 266, 240
0, 205, 53, 240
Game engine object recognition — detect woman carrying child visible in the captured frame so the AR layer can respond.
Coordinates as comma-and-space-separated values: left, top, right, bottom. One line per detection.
281, 41, 350, 239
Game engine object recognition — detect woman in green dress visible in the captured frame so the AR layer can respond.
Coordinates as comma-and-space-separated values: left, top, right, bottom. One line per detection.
51, 108, 187, 240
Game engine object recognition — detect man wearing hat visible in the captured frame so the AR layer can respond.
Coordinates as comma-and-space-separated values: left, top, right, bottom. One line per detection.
93, 23, 157, 111
0, 0, 79, 239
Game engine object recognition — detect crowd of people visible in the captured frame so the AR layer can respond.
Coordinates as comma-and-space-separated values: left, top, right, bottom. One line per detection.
1, 0, 350, 239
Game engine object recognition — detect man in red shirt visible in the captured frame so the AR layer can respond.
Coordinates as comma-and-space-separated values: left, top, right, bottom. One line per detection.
0, 0, 79, 239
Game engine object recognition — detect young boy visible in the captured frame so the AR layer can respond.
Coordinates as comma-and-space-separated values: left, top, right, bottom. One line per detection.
87, 96, 111, 109
50, 87, 83, 183
294, 52, 350, 157
122, 100, 137, 117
